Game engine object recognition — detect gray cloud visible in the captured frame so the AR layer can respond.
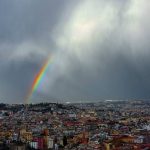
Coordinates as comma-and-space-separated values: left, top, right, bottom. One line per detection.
0, 0, 150, 103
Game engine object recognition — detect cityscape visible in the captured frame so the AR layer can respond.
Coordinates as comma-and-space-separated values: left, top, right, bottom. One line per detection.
0, 100, 150, 149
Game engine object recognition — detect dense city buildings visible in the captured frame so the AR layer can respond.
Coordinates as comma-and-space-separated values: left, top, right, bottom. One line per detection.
0, 100, 150, 149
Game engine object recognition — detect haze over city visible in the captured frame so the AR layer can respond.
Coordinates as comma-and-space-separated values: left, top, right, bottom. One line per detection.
0, 0, 150, 103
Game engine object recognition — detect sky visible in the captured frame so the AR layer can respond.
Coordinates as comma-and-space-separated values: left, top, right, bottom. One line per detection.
0, 0, 150, 103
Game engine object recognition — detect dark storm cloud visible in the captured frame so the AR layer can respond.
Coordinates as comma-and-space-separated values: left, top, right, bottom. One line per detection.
0, 61, 40, 103
42, 0, 150, 102
0, 0, 68, 43
45, 49, 150, 102
0, 0, 150, 103
0, 0, 77, 103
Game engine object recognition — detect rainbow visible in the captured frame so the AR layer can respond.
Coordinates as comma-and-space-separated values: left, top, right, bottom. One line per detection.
25, 56, 52, 104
